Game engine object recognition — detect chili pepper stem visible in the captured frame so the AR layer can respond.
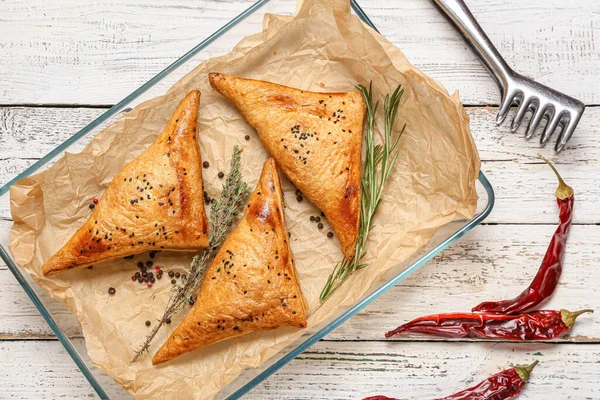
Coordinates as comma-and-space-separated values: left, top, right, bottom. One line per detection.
561, 309, 594, 328
514, 360, 539, 382
538, 154, 574, 200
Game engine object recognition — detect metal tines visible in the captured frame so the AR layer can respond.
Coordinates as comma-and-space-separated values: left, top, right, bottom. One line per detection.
431, 0, 585, 151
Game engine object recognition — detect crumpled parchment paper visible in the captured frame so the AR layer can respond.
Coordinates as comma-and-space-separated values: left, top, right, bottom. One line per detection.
8, 0, 480, 398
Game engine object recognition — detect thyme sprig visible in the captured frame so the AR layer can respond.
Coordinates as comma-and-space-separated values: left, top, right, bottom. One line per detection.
131, 146, 251, 362
319, 83, 405, 302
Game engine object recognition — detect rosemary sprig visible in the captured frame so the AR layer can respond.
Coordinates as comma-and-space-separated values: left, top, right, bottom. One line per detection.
319, 83, 405, 302
131, 145, 251, 362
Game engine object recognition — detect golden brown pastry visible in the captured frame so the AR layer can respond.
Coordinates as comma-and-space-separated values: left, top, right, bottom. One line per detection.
209, 73, 364, 260
42, 91, 209, 276
152, 158, 307, 365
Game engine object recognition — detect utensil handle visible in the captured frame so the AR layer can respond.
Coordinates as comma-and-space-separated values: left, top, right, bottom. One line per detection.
431, 0, 513, 89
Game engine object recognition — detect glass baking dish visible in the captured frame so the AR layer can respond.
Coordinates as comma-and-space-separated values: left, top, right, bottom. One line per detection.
0, 0, 495, 398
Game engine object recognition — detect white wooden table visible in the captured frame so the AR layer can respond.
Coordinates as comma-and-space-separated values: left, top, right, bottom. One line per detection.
1, 0, 599, 398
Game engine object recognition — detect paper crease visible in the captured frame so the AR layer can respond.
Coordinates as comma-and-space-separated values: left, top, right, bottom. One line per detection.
9, 0, 479, 398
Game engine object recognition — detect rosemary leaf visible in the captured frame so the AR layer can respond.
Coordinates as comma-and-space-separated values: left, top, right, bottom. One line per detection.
319, 83, 405, 303
131, 145, 251, 362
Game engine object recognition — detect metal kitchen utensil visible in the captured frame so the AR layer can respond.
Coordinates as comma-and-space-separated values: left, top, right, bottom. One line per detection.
431, 0, 585, 151
0, 1, 496, 398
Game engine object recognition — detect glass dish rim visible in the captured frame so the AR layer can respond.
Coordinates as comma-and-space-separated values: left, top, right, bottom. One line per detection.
0, 0, 495, 398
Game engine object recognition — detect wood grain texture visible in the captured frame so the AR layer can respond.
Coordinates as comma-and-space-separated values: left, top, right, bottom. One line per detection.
1, 107, 599, 397
0, 0, 598, 105
1, 340, 600, 399
256, 341, 600, 400
1, 0, 599, 397
0, 340, 98, 399
1, 106, 599, 223
2, 224, 598, 340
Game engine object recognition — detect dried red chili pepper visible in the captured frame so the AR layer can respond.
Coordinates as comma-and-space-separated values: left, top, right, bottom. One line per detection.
434, 361, 538, 400
385, 309, 592, 340
473, 155, 574, 314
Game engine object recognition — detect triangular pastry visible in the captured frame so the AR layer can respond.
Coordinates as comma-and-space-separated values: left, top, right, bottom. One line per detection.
209, 73, 364, 260
152, 158, 307, 365
42, 91, 209, 276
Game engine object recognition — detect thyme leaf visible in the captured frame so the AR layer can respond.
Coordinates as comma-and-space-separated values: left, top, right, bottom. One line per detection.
131, 145, 251, 362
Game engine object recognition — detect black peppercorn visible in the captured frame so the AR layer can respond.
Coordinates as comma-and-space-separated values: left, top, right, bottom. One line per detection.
145, 320, 151, 327
175, 272, 181, 278
141, 271, 147, 278
135, 272, 141, 278
156, 272, 162, 280
89, 203, 95, 209
168, 271, 175, 278
315, 216, 321, 222
108, 287, 116, 295
244, 135, 250, 141
310, 216, 315, 222
138, 277, 143, 283
171, 279, 176, 285
203, 161, 209, 168
181, 274, 187, 280
131, 275, 137, 281
137, 262, 144, 268
146, 261, 153, 268
166, 318, 172, 324
150, 277, 155, 283
317, 223, 323, 229
143, 276, 149, 283
141, 266, 147, 273
321, 211, 325, 217
296, 195, 303, 202
327, 231, 334, 238
149, 251, 157, 259
218, 171, 224, 179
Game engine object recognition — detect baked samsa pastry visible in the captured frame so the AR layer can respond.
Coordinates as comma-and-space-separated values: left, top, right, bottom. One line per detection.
152, 158, 307, 365
209, 73, 364, 260
42, 91, 209, 276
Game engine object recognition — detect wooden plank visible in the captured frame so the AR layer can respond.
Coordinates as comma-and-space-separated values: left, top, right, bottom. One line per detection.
366, 0, 600, 106
1, 339, 599, 399
1, 106, 599, 224
2, 106, 598, 162
335, 224, 600, 342
2, 224, 598, 341
0, 340, 99, 399
255, 341, 600, 400
1, 0, 598, 398
0, 0, 598, 105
